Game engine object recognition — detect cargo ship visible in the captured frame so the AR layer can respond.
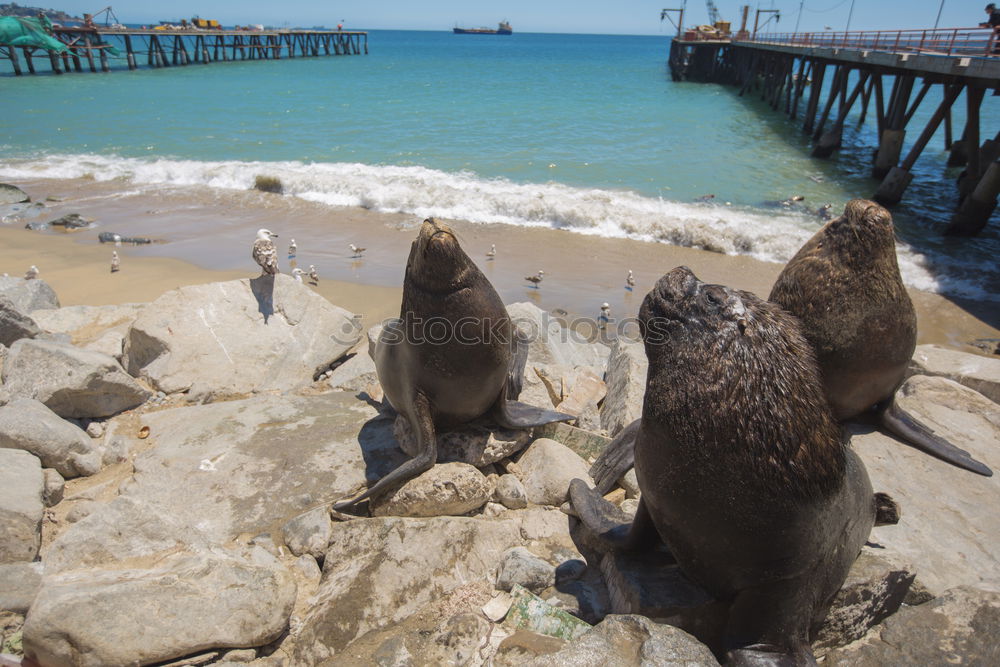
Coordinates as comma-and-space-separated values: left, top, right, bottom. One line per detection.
453, 21, 512, 35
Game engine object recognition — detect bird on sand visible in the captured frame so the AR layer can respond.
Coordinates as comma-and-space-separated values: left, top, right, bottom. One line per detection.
486, 244, 496, 260
288, 238, 297, 257
292, 267, 305, 283
349, 243, 366, 258
252, 229, 280, 275
599, 302, 611, 329
525, 270, 544, 288
308, 264, 319, 284
626, 270, 635, 291
111, 251, 120, 273
24, 265, 39, 280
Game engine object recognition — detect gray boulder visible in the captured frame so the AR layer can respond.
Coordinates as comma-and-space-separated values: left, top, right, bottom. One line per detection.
0, 398, 101, 478
293, 511, 575, 663
29, 303, 144, 339
0, 183, 30, 205
524, 614, 719, 667
0, 276, 59, 313
122, 275, 361, 399
370, 461, 492, 517
2, 338, 149, 419
48, 393, 403, 563
909, 344, 1000, 403
823, 586, 1000, 665
506, 302, 610, 372
281, 506, 332, 560
0, 295, 41, 347
22, 546, 296, 667
497, 546, 557, 594
0, 561, 43, 613
42, 468, 65, 507
599, 338, 647, 437
0, 449, 44, 563
516, 438, 594, 506
496, 473, 529, 509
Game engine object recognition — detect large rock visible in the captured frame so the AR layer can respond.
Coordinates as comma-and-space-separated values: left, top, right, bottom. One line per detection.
823, 586, 1000, 665
2, 338, 149, 419
0, 561, 43, 613
48, 393, 404, 564
0, 276, 59, 313
599, 339, 647, 437
506, 302, 610, 372
281, 506, 333, 560
123, 275, 361, 398
293, 511, 575, 663
0, 295, 41, 347
0, 449, 44, 563
523, 614, 719, 667
909, 344, 1000, 403
370, 462, 492, 517
30, 303, 144, 347
0, 398, 101, 478
0, 183, 30, 205
23, 546, 296, 667
854, 398, 1000, 595
516, 438, 594, 506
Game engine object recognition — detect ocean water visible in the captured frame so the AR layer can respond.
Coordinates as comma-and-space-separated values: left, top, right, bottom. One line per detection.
1, 30, 998, 300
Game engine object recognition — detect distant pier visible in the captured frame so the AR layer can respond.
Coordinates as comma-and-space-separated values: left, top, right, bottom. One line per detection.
2, 27, 367, 76
669, 27, 1000, 236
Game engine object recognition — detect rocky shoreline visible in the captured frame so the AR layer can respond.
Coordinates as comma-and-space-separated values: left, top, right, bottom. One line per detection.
1, 263, 999, 665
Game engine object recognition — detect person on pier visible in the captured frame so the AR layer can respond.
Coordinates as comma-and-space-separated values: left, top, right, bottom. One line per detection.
982, 3, 1000, 53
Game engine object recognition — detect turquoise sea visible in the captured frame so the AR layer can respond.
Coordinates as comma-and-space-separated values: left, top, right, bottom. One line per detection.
1, 30, 998, 300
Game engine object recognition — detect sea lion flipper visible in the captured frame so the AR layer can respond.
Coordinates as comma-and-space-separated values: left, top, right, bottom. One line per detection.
568, 480, 663, 552
492, 398, 575, 429
505, 325, 530, 401
590, 419, 641, 494
334, 391, 438, 510
879, 398, 993, 477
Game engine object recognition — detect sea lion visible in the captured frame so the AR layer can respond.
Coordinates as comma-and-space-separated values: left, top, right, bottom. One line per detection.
571, 266, 885, 665
336, 218, 574, 507
769, 199, 991, 476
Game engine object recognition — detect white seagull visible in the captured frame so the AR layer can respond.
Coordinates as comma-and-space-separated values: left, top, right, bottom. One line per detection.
486, 244, 496, 260
24, 265, 39, 280
288, 238, 297, 257
524, 270, 544, 288
252, 228, 280, 275
292, 267, 305, 283
349, 243, 366, 258
308, 264, 319, 284
626, 270, 635, 291
599, 302, 611, 329
111, 251, 120, 273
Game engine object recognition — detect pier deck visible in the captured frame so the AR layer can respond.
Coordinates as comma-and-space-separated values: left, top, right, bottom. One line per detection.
668, 27, 1000, 235
2, 27, 367, 76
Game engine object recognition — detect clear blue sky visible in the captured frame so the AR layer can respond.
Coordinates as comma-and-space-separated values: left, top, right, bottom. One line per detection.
42, 2, 994, 35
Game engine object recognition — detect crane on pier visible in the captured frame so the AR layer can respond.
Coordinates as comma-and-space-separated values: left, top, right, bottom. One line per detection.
705, 1, 721, 24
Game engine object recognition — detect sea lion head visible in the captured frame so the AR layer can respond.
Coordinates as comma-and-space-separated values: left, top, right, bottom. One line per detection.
821, 199, 897, 261
639, 266, 750, 351
406, 218, 477, 293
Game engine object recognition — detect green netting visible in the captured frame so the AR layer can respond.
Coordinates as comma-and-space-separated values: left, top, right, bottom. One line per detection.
0, 15, 68, 53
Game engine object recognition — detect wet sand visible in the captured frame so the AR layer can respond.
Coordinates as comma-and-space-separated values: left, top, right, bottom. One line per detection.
2, 176, 997, 353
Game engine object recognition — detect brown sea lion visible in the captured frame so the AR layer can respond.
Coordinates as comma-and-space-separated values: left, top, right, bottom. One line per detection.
571, 266, 886, 665
769, 199, 991, 476
336, 218, 573, 508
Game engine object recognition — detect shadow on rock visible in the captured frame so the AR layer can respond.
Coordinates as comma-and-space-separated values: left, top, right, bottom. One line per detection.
249, 274, 275, 323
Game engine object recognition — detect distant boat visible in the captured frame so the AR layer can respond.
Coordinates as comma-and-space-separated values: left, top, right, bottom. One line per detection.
453, 21, 512, 35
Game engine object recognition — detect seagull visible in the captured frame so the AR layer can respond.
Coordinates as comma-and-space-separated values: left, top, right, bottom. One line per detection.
24, 265, 39, 280
252, 228, 279, 275
486, 244, 496, 260
308, 264, 319, 284
292, 267, 305, 283
525, 270, 544, 288
349, 243, 366, 258
626, 270, 635, 291
599, 302, 611, 330
288, 238, 297, 257
111, 251, 120, 273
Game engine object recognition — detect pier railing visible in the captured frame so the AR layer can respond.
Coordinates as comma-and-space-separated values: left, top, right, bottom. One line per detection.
742, 27, 998, 58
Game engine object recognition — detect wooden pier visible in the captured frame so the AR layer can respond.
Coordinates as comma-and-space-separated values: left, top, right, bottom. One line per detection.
669, 27, 1000, 236
1, 27, 367, 76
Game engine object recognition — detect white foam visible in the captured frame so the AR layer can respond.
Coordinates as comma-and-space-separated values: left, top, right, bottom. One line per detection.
1, 153, 995, 301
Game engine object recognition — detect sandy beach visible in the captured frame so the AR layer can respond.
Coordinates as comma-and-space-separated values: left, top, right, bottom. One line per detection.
2, 176, 998, 353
